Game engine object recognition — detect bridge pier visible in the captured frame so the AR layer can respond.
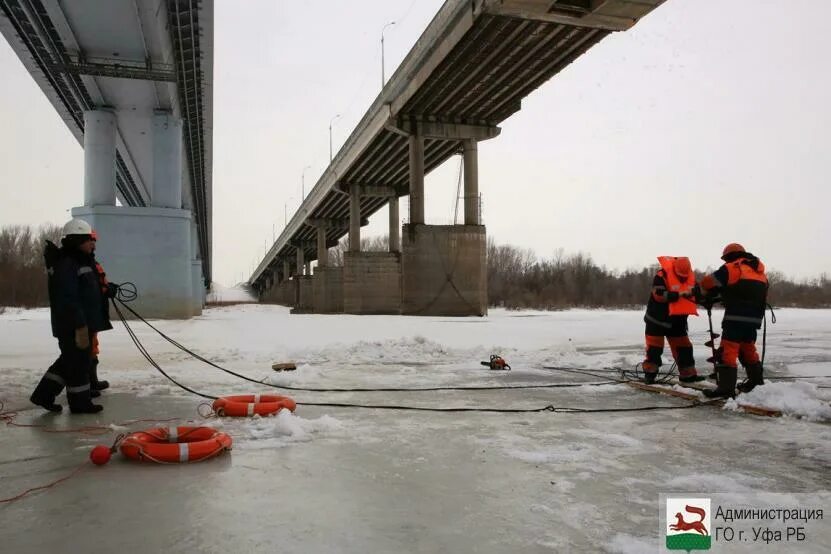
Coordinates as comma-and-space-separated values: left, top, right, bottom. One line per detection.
340, 185, 402, 314
389, 195, 400, 253
83, 109, 117, 207
399, 124, 490, 316
75, 109, 199, 319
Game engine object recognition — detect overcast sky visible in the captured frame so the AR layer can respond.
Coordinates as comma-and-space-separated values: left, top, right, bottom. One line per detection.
1, 0, 829, 285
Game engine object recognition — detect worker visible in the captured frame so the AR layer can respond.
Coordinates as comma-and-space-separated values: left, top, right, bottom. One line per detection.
700, 243, 769, 398
29, 219, 112, 413
641, 256, 705, 384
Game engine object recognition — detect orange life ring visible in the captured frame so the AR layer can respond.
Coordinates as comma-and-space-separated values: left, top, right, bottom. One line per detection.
119, 426, 232, 463
212, 394, 296, 417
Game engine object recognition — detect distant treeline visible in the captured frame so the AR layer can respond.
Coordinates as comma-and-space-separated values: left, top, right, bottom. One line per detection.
0, 224, 62, 308
2, 225, 829, 309
486, 241, 831, 310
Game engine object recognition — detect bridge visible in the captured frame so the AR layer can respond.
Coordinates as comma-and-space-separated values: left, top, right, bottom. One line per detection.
250, 0, 665, 315
0, 0, 213, 318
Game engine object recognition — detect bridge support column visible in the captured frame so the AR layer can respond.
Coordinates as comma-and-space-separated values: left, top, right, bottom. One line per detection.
83, 110, 117, 207
389, 195, 400, 253
304, 262, 311, 275
349, 186, 361, 252
408, 134, 425, 224
463, 139, 479, 225
295, 247, 304, 277
152, 112, 184, 208
317, 224, 328, 268
282, 260, 291, 283
190, 221, 203, 316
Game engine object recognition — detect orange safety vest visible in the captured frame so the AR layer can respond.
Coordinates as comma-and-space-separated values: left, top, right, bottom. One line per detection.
657, 256, 698, 317
725, 258, 767, 286
95, 262, 108, 295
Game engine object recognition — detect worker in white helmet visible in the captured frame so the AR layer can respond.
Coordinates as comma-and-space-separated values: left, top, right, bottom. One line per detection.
29, 219, 112, 413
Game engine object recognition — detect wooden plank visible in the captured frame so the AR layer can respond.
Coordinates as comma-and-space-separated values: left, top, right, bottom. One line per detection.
626, 381, 782, 418
272, 362, 297, 372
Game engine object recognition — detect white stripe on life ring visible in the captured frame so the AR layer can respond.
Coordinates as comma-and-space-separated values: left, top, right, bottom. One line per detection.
179, 443, 188, 462
168, 427, 178, 442
253, 394, 260, 403
247, 402, 255, 416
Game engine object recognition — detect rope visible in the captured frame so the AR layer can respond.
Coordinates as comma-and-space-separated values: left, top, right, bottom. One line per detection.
0, 464, 87, 504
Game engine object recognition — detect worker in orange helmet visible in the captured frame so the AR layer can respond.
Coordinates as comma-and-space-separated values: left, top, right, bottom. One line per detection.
88, 230, 119, 396
700, 243, 769, 398
641, 256, 706, 384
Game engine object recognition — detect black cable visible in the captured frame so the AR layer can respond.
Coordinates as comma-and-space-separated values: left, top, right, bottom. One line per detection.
296, 401, 704, 414
112, 300, 217, 400
116, 298, 618, 393
114, 282, 138, 303
112, 301, 720, 414
620, 362, 677, 385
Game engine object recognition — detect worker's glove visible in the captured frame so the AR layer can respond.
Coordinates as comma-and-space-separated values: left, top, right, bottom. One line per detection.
105, 283, 120, 299
75, 326, 90, 350
666, 291, 680, 302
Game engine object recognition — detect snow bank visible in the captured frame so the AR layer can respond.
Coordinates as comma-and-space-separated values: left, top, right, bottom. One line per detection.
223, 409, 345, 449
726, 381, 831, 422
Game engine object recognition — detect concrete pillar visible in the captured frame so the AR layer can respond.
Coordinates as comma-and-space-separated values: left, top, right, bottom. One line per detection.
463, 139, 479, 225
83, 109, 117, 207
282, 260, 291, 282
349, 186, 361, 252
152, 112, 184, 208
408, 134, 425, 224
304, 261, 311, 275
317, 225, 328, 268
296, 247, 304, 277
389, 195, 400, 253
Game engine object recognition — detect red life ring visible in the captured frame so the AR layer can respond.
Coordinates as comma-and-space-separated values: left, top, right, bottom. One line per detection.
212, 394, 296, 417
119, 426, 232, 463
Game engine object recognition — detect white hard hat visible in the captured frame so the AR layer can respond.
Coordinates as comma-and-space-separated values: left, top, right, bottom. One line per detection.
62, 218, 92, 238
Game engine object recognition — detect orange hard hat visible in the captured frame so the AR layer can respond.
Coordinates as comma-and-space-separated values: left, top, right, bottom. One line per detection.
90, 230, 98, 241
673, 257, 692, 278
721, 242, 745, 260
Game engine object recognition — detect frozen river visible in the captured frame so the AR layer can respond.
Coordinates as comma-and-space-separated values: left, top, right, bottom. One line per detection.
1, 305, 830, 552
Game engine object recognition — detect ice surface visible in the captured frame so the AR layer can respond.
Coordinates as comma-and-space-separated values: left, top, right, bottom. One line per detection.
1, 306, 829, 552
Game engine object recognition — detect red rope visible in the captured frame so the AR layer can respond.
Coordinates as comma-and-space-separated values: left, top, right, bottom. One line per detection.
0, 464, 87, 504
1, 401, 182, 435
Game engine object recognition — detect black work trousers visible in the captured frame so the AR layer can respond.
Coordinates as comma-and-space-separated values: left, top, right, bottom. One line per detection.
32, 332, 93, 407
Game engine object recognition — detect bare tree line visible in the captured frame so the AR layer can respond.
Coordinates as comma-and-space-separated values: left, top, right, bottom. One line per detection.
486, 240, 831, 309
0, 224, 62, 308
2, 225, 829, 309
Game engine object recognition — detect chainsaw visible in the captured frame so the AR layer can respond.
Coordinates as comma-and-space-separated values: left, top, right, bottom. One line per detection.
481, 355, 511, 371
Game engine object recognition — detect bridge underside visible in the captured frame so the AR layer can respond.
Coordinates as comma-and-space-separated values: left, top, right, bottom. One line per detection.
1, 0, 213, 318
255, 0, 663, 316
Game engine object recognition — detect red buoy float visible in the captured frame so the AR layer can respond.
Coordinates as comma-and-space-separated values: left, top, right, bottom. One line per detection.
212, 394, 296, 417
119, 426, 232, 463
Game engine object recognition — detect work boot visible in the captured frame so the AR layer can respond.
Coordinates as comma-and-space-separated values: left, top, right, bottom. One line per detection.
643, 372, 658, 385
678, 368, 706, 383
90, 358, 109, 391
69, 402, 103, 414
703, 365, 738, 399
90, 389, 101, 398
29, 373, 65, 413
737, 362, 764, 394
67, 384, 103, 414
